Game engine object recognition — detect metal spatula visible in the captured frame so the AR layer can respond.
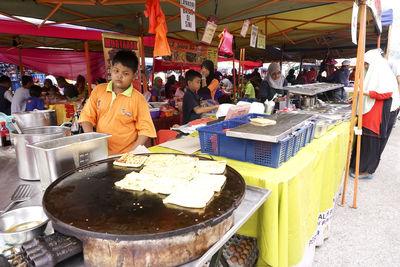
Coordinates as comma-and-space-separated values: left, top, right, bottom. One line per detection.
0, 184, 33, 215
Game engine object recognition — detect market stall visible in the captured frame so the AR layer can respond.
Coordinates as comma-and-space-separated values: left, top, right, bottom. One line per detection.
150, 121, 350, 267
0, 1, 389, 267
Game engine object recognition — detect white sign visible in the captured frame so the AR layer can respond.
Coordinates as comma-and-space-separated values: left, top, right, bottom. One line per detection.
180, 0, 196, 32
201, 21, 217, 44
257, 32, 266, 49
351, 2, 359, 45
240, 19, 250, 37
250, 25, 258, 48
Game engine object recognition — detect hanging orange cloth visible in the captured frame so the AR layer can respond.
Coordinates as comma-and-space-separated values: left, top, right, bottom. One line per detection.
144, 0, 171, 57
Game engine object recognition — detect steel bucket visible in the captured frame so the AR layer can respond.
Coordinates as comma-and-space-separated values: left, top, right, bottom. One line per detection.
10, 126, 70, 180
12, 110, 57, 128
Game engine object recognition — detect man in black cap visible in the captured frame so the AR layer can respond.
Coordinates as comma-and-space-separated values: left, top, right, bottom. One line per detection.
328, 60, 351, 101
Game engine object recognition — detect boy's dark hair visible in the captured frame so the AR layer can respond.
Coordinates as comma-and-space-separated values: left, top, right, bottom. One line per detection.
185, 70, 201, 83
29, 85, 42, 98
22, 75, 33, 86
0, 75, 11, 84
112, 50, 139, 73
244, 74, 252, 80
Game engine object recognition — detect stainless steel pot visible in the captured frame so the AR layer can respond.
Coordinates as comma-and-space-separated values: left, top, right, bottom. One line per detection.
0, 206, 49, 245
10, 126, 70, 180
12, 110, 57, 129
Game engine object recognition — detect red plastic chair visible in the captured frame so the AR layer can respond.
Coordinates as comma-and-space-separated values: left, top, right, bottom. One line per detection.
154, 129, 178, 145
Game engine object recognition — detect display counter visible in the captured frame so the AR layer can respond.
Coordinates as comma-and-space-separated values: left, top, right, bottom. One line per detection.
150, 122, 350, 267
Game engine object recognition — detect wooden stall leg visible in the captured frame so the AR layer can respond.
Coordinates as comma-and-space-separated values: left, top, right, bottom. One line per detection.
341, 0, 367, 207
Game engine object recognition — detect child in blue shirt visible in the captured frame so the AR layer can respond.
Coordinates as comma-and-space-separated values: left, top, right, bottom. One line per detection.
26, 85, 45, 111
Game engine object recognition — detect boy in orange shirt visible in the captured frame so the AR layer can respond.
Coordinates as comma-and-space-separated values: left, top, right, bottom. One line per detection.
79, 50, 156, 155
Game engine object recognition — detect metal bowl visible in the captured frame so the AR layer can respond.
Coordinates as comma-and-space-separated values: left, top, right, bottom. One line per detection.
0, 206, 49, 245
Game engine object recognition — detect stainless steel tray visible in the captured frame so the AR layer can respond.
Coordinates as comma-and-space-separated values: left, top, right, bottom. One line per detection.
283, 83, 344, 96
27, 133, 111, 190
226, 113, 313, 143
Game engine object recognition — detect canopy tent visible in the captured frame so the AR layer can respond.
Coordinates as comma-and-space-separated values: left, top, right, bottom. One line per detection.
0, 46, 106, 80
0, 0, 385, 61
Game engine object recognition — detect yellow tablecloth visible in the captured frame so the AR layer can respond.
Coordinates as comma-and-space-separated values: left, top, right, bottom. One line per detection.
149, 122, 349, 267
48, 103, 77, 125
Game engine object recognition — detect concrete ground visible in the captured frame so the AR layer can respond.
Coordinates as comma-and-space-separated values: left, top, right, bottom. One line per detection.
313, 122, 400, 267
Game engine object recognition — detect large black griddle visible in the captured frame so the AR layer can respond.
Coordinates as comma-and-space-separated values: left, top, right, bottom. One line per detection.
43, 154, 245, 241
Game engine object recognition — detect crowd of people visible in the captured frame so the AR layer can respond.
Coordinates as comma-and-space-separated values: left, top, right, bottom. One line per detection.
0, 73, 102, 116
1, 49, 399, 165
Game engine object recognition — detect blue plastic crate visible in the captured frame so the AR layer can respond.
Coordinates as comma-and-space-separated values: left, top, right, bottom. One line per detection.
237, 98, 259, 103
246, 134, 294, 168
307, 121, 317, 144
284, 134, 296, 162
292, 125, 308, 156
198, 120, 247, 161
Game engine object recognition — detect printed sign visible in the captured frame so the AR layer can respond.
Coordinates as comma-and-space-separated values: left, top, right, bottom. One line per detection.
101, 33, 140, 80
180, 0, 196, 32
161, 38, 218, 68
201, 21, 218, 45
351, 2, 359, 45
240, 19, 250, 37
257, 32, 266, 49
250, 25, 258, 48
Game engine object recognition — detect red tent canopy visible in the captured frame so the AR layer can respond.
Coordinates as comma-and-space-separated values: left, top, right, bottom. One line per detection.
0, 46, 106, 81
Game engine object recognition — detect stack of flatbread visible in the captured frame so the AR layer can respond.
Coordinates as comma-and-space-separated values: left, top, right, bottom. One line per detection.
114, 154, 228, 209
249, 117, 276, 126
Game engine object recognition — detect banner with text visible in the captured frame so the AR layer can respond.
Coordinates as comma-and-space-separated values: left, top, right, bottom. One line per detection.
160, 38, 218, 70
101, 33, 140, 80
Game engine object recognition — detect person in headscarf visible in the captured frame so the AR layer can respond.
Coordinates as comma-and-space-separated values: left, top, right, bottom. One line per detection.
151, 77, 163, 101
259, 62, 288, 102
198, 60, 221, 100
286, 69, 296, 84
349, 49, 399, 179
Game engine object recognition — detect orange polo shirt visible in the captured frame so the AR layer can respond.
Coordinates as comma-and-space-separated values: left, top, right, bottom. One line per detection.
78, 82, 156, 155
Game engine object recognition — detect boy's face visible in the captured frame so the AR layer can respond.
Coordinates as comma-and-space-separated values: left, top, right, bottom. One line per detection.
187, 77, 201, 92
111, 62, 137, 90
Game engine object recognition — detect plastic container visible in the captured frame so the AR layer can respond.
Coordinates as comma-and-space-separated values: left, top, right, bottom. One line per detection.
198, 120, 247, 161
150, 108, 160, 119
246, 134, 294, 168
198, 118, 295, 168
292, 124, 310, 156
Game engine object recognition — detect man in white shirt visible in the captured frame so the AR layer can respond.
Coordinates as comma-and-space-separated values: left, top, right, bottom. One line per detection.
11, 75, 33, 114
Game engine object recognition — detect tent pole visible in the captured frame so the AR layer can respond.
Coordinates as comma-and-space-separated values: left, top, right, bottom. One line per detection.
241, 49, 245, 98
351, 0, 367, 209
377, 34, 381, 49
299, 57, 303, 76
238, 49, 242, 99
340, 0, 367, 208
18, 47, 24, 78
233, 53, 236, 103
151, 55, 155, 88
138, 13, 147, 93
385, 25, 392, 59
84, 40, 92, 96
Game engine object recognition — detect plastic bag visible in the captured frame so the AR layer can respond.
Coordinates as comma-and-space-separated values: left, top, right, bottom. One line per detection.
218, 28, 233, 57
0, 112, 15, 131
